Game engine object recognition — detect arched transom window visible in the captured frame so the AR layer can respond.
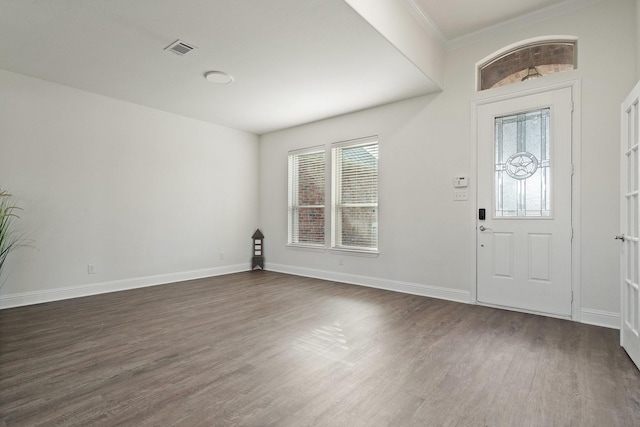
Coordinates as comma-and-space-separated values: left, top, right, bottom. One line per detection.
478, 37, 577, 91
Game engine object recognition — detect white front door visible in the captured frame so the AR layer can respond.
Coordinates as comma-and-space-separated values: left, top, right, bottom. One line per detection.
620, 80, 640, 370
477, 87, 573, 316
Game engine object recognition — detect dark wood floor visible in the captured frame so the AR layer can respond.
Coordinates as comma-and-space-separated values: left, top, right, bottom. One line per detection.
1, 271, 639, 426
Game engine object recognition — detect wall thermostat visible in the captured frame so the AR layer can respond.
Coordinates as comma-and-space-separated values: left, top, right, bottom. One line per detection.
453, 176, 468, 188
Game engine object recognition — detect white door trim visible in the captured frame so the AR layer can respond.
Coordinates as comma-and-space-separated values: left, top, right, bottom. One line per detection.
470, 79, 582, 321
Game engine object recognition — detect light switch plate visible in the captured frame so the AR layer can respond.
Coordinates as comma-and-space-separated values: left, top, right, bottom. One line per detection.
453, 191, 468, 201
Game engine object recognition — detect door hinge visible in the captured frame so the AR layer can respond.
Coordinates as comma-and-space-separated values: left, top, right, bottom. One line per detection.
570, 228, 574, 241
571, 101, 575, 113
571, 291, 574, 303
570, 164, 575, 176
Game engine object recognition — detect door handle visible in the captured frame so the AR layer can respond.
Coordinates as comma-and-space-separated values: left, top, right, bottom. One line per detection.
615, 234, 626, 242
479, 225, 489, 232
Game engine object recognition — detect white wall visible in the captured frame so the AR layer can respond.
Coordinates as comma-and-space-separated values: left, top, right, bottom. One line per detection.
259, 0, 637, 324
637, 0, 640, 79
345, 0, 445, 90
0, 69, 259, 307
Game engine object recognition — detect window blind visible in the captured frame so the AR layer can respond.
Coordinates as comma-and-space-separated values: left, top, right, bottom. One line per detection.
288, 148, 325, 245
332, 139, 378, 251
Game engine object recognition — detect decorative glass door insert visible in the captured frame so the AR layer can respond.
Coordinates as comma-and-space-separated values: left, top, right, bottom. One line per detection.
495, 108, 551, 217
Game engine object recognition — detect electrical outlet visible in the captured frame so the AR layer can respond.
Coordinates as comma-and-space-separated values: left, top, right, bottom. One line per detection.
88, 264, 96, 274
339, 257, 343, 265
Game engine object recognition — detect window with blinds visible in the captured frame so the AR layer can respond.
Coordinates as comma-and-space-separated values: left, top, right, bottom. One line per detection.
331, 137, 379, 251
288, 148, 325, 246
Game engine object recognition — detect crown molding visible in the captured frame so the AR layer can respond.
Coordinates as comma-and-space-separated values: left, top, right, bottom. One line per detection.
400, 0, 447, 44
403, 0, 600, 52
446, 0, 599, 50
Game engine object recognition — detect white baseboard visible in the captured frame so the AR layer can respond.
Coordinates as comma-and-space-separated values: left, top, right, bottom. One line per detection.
267, 263, 471, 304
0, 264, 250, 310
268, 265, 623, 330
3, 262, 619, 331
580, 308, 620, 329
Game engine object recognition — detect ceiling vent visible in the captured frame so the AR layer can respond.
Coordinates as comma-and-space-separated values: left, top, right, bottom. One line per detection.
164, 39, 197, 56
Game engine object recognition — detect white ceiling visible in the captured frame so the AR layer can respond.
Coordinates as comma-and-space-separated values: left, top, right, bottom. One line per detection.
0, 0, 574, 135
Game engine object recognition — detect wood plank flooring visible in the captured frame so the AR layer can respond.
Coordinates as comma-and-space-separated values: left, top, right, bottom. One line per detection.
1, 271, 639, 426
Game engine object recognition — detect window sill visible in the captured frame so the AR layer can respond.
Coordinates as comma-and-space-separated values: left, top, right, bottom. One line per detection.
286, 244, 326, 252
329, 247, 379, 257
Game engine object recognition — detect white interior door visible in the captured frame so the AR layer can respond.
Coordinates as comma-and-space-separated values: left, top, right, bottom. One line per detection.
621, 80, 640, 370
477, 87, 573, 316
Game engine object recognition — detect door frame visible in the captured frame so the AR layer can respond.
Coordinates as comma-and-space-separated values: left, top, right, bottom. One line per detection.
470, 79, 582, 320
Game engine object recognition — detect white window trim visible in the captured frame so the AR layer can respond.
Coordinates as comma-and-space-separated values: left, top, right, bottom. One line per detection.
330, 136, 379, 254
287, 146, 326, 248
